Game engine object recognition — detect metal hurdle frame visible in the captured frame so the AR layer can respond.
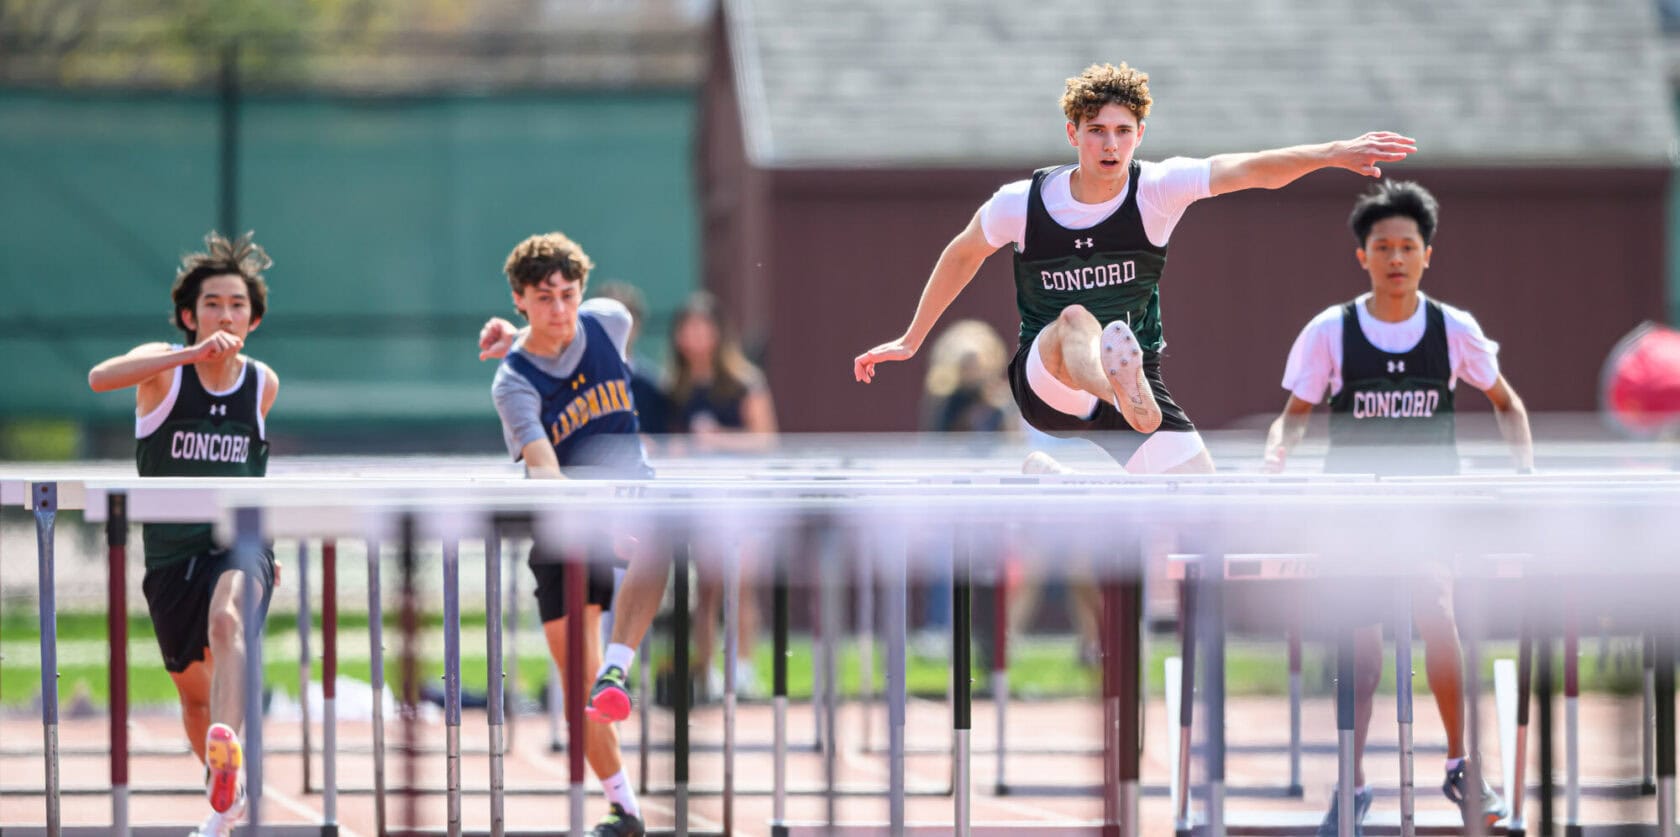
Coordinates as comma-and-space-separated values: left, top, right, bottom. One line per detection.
10, 464, 1680, 837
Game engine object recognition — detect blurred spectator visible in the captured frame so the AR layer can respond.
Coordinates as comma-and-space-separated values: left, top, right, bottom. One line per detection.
919, 319, 1015, 434
665, 291, 778, 697
666, 291, 777, 447
914, 320, 1016, 659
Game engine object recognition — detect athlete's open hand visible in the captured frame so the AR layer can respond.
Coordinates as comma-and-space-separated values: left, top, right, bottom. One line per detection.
854, 337, 918, 383
479, 317, 519, 361
192, 330, 244, 363
1331, 132, 1416, 178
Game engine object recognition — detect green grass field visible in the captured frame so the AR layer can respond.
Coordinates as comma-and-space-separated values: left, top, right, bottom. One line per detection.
0, 609, 1646, 710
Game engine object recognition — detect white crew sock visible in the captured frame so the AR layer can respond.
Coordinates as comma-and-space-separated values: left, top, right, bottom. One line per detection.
599, 643, 636, 679
600, 769, 640, 818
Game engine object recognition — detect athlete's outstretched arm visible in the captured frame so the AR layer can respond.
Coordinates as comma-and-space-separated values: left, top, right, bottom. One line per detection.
88, 334, 242, 393
1261, 395, 1317, 473
1480, 375, 1535, 473
1208, 133, 1417, 196
854, 210, 1001, 383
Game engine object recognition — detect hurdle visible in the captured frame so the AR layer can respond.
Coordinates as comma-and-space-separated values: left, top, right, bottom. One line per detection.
3, 477, 323, 837
11, 457, 1680, 837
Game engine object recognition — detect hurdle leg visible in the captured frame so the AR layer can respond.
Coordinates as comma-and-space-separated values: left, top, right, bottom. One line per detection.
1174, 563, 1198, 837
819, 530, 842, 830
885, 527, 910, 835
236, 507, 267, 833
813, 571, 827, 758
676, 541, 694, 836
724, 540, 740, 837
367, 539, 389, 837
565, 543, 588, 837
33, 482, 61, 837
485, 533, 506, 837
443, 540, 463, 837
1658, 612, 1676, 837
1537, 619, 1555, 837
323, 540, 339, 837
1203, 560, 1227, 837
399, 517, 421, 834
1649, 632, 1660, 796
1509, 613, 1532, 837
1288, 619, 1304, 798
1464, 578, 1489, 837
1336, 627, 1356, 837
1101, 578, 1119, 837
638, 632, 651, 797
992, 547, 1009, 797
858, 545, 875, 757
299, 540, 314, 795
506, 538, 522, 757
1100, 564, 1146, 837
954, 527, 973, 837
107, 492, 130, 837
771, 549, 789, 837
1565, 595, 1580, 837
1396, 584, 1416, 837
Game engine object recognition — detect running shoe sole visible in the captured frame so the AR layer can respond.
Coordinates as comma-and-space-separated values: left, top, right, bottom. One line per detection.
587, 682, 632, 724
1100, 320, 1162, 434
204, 723, 242, 814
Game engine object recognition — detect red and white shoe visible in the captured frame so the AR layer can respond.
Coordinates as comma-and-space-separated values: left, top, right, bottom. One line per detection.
204, 723, 244, 814
190, 785, 245, 837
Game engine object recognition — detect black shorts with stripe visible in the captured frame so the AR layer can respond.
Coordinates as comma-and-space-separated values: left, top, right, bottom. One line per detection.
142, 546, 276, 674
528, 545, 618, 623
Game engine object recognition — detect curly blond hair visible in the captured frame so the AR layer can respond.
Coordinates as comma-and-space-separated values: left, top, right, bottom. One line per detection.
503, 232, 594, 295
171, 231, 272, 341
1060, 62, 1152, 125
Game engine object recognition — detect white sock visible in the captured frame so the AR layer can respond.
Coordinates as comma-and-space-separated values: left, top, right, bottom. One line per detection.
1446, 756, 1465, 772
599, 643, 636, 679
600, 769, 640, 818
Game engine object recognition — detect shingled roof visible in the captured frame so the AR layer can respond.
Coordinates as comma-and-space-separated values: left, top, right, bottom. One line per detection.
724, 0, 1677, 168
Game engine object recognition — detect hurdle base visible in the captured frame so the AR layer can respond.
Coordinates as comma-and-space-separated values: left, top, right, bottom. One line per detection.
1211, 809, 1510, 835
386, 830, 724, 837
780, 822, 1107, 836
2, 827, 324, 837
993, 782, 1300, 800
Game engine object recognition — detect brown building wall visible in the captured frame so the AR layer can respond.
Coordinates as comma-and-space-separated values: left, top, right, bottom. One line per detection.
712, 164, 1668, 433
698, 21, 1670, 434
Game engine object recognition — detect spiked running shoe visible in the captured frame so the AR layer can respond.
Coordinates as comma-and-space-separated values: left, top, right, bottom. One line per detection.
586, 665, 632, 724
204, 723, 243, 814
1100, 318, 1162, 434
1315, 785, 1373, 837
590, 803, 645, 837
1443, 760, 1508, 830
190, 784, 245, 836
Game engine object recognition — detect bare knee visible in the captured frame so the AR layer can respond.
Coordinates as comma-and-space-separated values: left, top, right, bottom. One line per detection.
208, 604, 243, 648
1056, 304, 1097, 330
183, 698, 211, 722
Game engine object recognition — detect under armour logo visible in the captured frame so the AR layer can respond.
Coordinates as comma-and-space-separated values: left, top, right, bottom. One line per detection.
1073, 238, 1094, 249
209, 404, 227, 417
1387, 360, 1406, 374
